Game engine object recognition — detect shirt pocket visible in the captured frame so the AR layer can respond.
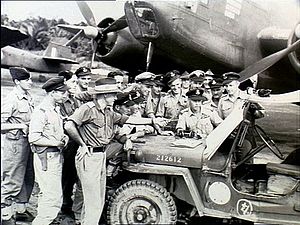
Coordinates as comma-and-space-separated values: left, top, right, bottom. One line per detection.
93, 118, 106, 138
17, 101, 31, 122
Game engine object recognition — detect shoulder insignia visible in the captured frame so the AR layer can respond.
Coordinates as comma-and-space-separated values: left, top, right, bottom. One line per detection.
86, 102, 95, 108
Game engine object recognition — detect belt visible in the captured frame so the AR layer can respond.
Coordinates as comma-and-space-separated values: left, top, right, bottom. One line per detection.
46, 147, 60, 153
89, 146, 106, 153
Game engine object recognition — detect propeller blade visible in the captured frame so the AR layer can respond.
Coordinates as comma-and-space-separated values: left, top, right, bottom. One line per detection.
239, 39, 300, 82
64, 30, 83, 46
77, 1, 97, 27
102, 15, 128, 34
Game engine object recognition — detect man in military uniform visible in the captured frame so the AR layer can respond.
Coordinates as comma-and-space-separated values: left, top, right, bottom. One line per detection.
134, 71, 155, 98
156, 73, 189, 130
28, 77, 69, 225
203, 69, 215, 88
217, 72, 265, 160
189, 73, 205, 90
145, 74, 165, 118
107, 70, 126, 90
1, 67, 35, 224
217, 72, 249, 119
176, 89, 223, 139
75, 67, 92, 92
180, 71, 191, 95
64, 78, 168, 225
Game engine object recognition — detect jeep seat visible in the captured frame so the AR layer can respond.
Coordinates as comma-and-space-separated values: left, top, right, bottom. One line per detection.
266, 163, 300, 178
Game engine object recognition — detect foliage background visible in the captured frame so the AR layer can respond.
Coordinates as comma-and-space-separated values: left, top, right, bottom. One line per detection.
1, 14, 92, 59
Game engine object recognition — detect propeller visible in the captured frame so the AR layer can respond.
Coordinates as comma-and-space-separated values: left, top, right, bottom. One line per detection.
58, 1, 128, 68
238, 39, 300, 82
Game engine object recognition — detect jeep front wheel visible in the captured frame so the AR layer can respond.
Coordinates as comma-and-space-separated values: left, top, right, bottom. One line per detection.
107, 179, 177, 224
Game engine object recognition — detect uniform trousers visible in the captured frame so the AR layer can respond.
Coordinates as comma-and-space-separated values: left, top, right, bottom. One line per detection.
1, 135, 34, 212
75, 152, 106, 225
61, 140, 83, 221
32, 152, 63, 225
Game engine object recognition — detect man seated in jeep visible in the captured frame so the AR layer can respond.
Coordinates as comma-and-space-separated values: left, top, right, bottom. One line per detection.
176, 89, 223, 139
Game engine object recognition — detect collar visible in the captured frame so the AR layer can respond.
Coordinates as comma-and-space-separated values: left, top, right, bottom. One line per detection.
13, 87, 31, 100
39, 96, 56, 111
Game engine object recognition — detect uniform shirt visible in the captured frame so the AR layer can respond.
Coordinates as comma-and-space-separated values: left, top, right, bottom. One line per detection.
217, 90, 248, 119
156, 91, 189, 119
60, 95, 78, 118
176, 107, 223, 137
203, 100, 218, 113
145, 92, 164, 116
1, 87, 34, 137
68, 102, 129, 147
28, 97, 65, 145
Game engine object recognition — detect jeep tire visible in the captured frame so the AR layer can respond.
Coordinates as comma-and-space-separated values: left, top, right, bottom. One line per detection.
107, 179, 177, 224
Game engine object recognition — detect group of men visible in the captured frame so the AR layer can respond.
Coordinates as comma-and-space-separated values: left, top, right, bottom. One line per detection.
1, 65, 262, 225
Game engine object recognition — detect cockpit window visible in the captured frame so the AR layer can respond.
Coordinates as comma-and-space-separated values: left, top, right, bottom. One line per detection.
135, 7, 159, 38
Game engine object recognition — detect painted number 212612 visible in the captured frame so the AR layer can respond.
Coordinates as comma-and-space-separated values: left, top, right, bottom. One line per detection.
156, 155, 182, 163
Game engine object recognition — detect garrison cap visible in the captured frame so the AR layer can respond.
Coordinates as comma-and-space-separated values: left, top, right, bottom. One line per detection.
186, 88, 207, 101
42, 77, 69, 92
166, 72, 181, 86
189, 70, 205, 78
209, 78, 223, 89
152, 74, 165, 87
114, 92, 130, 106
58, 70, 74, 81
9, 67, 30, 81
107, 70, 125, 78
222, 72, 240, 85
190, 74, 204, 83
75, 66, 92, 77
128, 90, 145, 104
204, 69, 214, 77
88, 77, 121, 95
135, 72, 155, 83
180, 71, 190, 80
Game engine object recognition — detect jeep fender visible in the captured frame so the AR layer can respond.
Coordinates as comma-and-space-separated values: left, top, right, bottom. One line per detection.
124, 162, 231, 219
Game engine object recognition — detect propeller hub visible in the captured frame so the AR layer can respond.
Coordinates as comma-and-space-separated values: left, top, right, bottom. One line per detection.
83, 26, 99, 39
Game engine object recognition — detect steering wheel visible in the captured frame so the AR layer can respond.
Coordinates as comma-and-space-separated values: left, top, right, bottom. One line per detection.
254, 125, 285, 160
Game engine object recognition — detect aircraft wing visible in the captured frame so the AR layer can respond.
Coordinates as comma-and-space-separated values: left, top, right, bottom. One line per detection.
42, 56, 79, 64
1, 25, 29, 48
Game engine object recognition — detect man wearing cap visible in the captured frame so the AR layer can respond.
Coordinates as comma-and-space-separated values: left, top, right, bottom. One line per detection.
203, 79, 224, 112
64, 78, 168, 225
107, 70, 126, 90
57, 70, 85, 222
176, 89, 223, 139
203, 69, 215, 88
134, 71, 155, 97
1, 67, 34, 224
180, 71, 191, 95
156, 74, 189, 130
217, 72, 265, 160
145, 75, 165, 118
217, 72, 249, 119
75, 67, 92, 92
28, 77, 70, 225
189, 73, 205, 90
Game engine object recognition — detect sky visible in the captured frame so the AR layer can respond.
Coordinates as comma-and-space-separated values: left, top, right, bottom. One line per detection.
1, 1, 126, 24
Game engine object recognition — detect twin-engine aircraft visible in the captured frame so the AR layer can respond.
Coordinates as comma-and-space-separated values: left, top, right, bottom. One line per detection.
1, 25, 78, 73
58, 0, 299, 94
